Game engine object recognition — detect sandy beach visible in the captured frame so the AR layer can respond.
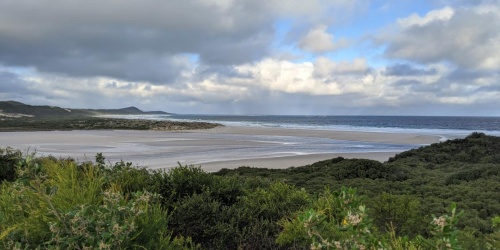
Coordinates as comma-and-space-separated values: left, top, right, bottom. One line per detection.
0, 126, 446, 171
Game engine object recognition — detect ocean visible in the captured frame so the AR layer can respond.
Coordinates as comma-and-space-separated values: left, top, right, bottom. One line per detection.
103, 114, 500, 138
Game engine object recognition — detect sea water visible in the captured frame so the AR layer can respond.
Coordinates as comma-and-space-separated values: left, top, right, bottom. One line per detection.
101, 114, 500, 138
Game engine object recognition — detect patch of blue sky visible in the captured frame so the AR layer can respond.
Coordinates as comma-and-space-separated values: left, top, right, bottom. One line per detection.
270, 1, 436, 66
184, 53, 200, 64
326, 1, 435, 67
2, 65, 37, 77
271, 20, 296, 49
369, 0, 434, 19
333, 1, 434, 39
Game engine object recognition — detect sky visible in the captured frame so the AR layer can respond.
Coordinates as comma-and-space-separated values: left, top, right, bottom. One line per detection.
0, 0, 499, 115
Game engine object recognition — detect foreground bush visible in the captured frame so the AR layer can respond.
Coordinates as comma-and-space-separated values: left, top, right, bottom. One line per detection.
0, 153, 193, 249
278, 187, 464, 249
164, 167, 310, 249
0, 147, 22, 183
2, 147, 500, 249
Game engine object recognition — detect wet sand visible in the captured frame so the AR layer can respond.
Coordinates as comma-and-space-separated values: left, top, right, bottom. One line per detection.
201, 126, 442, 144
0, 126, 445, 171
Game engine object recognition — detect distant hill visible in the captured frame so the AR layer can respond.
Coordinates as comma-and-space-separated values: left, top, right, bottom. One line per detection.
0, 101, 170, 118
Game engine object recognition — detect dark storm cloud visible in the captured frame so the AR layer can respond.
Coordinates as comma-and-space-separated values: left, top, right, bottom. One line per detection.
384, 63, 437, 76
0, 0, 280, 84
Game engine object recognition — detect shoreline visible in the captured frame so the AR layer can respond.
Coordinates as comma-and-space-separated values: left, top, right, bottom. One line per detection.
0, 126, 456, 171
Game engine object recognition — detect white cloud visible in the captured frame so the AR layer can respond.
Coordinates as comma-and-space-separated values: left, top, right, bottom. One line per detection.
236, 59, 343, 95
314, 57, 370, 76
299, 25, 347, 53
397, 6, 455, 28
2, 55, 499, 115
384, 5, 500, 70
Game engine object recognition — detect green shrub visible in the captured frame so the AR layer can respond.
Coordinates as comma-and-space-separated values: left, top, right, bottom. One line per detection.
368, 193, 425, 237
0, 147, 22, 183
238, 182, 311, 249
278, 187, 465, 250
278, 187, 382, 249
0, 153, 191, 249
169, 190, 238, 249
165, 178, 311, 249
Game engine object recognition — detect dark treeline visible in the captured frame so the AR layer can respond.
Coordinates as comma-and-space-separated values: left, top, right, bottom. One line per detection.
1, 132, 500, 249
0, 117, 221, 132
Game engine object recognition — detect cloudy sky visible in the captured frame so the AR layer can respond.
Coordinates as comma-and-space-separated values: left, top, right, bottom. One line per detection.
1, 0, 499, 115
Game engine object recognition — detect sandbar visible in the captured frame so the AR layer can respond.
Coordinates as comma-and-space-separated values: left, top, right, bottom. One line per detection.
0, 126, 450, 171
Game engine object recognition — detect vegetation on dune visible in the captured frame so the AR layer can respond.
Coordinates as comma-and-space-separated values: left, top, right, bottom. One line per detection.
388, 132, 500, 164
217, 133, 500, 236
1, 132, 500, 249
0, 117, 221, 132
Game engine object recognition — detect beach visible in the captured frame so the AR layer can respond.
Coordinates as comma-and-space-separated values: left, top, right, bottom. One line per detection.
0, 126, 445, 171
